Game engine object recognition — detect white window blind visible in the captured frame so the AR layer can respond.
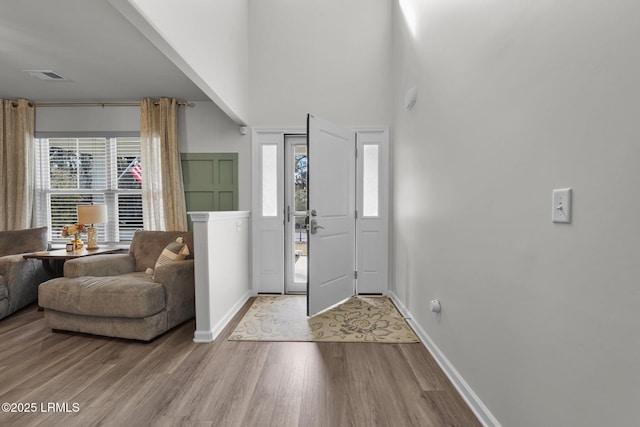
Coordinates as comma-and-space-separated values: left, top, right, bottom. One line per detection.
114, 137, 143, 240
35, 136, 143, 243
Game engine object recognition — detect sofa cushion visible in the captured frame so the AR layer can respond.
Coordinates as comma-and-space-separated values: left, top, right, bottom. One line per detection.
129, 230, 194, 272
38, 273, 166, 318
0, 283, 8, 300
146, 237, 190, 276
0, 227, 48, 257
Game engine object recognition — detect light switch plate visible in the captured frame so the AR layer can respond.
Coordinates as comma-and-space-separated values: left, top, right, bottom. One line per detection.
552, 188, 572, 223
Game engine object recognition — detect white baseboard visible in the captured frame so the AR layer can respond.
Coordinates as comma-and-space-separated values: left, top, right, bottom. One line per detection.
193, 330, 214, 343
388, 291, 501, 427
193, 290, 252, 343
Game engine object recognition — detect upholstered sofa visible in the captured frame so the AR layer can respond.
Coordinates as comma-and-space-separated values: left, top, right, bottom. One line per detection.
0, 227, 50, 321
38, 230, 195, 341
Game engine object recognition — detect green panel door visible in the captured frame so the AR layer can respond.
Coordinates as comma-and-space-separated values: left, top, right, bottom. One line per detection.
181, 153, 239, 230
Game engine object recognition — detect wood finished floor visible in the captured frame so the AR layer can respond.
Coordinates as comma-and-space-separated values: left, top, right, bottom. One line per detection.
0, 299, 481, 427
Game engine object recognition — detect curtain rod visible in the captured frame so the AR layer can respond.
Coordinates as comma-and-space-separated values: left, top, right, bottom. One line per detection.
34, 100, 190, 107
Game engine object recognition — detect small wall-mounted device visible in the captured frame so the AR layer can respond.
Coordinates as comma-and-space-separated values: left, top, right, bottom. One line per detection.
239, 126, 248, 135
552, 188, 572, 224
404, 86, 418, 109
429, 299, 441, 314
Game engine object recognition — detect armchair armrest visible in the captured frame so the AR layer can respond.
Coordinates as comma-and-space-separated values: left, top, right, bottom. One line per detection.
0, 254, 45, 280
153, 259, 195, 327
0, 254, 25, 275
64, 254, 135, 278
0, 254, 49, 312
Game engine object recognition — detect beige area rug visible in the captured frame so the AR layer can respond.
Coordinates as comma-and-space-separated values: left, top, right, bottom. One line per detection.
228, 295, 419, 343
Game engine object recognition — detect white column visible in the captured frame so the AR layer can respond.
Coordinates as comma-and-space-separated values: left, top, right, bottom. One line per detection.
189, 211, 251, 343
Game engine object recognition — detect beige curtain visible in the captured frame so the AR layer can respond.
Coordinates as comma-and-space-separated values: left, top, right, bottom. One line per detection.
140, 98, 188, 231
0, 99, 35, 231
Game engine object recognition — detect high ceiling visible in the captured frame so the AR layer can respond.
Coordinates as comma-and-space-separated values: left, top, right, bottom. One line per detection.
0, 0, 209, 102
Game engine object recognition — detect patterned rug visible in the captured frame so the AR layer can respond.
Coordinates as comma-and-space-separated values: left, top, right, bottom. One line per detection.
228, 295, 419, 343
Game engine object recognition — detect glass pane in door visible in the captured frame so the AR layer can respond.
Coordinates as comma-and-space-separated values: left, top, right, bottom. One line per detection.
293, 145, 307, 285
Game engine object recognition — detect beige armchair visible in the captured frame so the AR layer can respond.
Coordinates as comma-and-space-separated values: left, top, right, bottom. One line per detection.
38, 230, 195, 341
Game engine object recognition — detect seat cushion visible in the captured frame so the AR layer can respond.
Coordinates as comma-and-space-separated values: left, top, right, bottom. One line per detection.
38, 273, 165, 318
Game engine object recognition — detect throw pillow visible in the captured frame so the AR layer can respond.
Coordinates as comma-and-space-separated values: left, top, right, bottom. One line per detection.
145, 237, 190, 276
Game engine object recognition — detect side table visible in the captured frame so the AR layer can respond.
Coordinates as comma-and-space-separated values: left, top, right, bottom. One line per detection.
23, 246, 124, 277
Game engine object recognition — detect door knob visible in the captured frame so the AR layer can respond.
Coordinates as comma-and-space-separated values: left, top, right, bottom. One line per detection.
309, 219, 324, 234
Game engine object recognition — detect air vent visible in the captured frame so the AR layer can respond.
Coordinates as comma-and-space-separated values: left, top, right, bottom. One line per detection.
23, 70, 67, 80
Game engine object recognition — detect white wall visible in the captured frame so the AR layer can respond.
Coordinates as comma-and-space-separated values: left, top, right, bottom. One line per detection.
179, 102, 251, 210
111, 0, 249, 125
35, 101, 250, 210
248, 0, 392, 127
391, 1, 640, 426
35, 106, 140, 133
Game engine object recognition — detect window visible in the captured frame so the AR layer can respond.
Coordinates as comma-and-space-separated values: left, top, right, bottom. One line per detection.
261, 144, 278, 217
362, 144, 379, 217
34, 135, 143, 242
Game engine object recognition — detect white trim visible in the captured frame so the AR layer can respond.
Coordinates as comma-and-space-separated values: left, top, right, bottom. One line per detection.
189, 211, 250, 221
193, 290, 252, 343
252, 126, 306, 135
388, 291, 502, 427
193, 330, 214, 343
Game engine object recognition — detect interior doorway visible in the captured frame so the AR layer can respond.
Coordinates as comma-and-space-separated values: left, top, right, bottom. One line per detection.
284, 135, 308, 293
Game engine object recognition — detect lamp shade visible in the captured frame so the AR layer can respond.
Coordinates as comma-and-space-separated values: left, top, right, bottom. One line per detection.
77, 204, 107, 225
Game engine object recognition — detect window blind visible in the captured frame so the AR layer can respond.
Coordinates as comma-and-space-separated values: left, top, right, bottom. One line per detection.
35, 136, 142, 243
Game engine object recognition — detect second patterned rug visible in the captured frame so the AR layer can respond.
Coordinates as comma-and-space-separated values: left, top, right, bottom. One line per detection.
228, 295, 419, 343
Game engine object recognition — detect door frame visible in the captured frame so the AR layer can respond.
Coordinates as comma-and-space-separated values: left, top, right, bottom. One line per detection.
251, 126, 389, 296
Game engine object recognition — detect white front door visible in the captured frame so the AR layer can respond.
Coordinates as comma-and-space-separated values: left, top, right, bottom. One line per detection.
252, 126, 388, 298
306, 114, 356, 316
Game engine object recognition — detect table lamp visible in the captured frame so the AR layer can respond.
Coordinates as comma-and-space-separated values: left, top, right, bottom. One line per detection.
77, 204, 107, 250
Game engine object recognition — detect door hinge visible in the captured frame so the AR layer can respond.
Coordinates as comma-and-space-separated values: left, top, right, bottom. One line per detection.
355, 210, 358, 219
354, 271, 358, 279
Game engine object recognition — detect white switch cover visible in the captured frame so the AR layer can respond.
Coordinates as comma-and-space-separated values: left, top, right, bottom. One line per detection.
552, 188, 572, 223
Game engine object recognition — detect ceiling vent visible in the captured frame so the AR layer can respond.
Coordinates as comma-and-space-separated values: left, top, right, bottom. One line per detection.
23, 70, 67, 80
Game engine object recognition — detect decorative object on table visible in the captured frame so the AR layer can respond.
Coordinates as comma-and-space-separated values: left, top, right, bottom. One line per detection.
65, 243, 74, 252
77, 203, 108, 250
61, 223, 86, 249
